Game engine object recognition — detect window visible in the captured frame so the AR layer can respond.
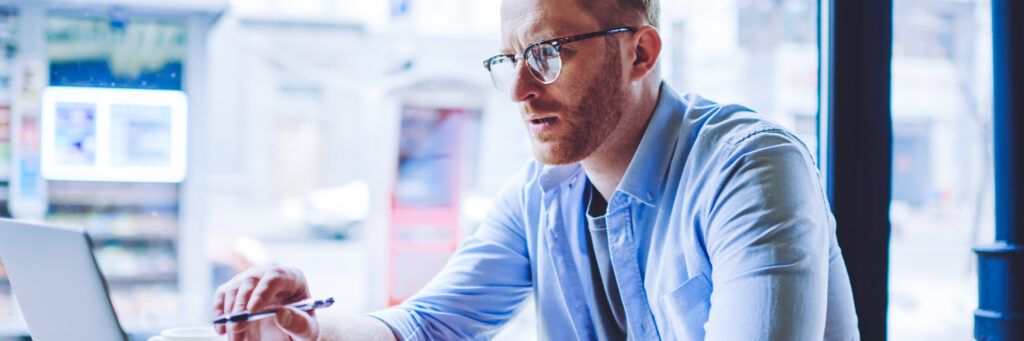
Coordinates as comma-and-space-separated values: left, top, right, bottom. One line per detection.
664, 0, 820, 157
889, 0, 993, 339
5, 0, 998, 339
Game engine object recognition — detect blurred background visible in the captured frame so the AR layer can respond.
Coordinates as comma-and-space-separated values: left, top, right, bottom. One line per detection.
0, 0, 995, 339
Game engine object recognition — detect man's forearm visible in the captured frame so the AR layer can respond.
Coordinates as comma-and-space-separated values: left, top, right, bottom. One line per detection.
317, 314, 398, 341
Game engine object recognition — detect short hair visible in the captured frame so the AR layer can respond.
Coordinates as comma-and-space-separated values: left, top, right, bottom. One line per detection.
585, 0, 660, 29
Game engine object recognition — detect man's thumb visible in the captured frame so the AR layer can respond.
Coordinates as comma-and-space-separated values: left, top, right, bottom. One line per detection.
274, 306, 318, 341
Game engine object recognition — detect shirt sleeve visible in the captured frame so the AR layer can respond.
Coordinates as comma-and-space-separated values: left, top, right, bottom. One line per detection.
368, 168, 534, 340
701, 128, 831, 340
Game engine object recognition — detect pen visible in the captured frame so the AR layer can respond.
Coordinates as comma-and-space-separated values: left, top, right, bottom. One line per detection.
212, 297, 335, 324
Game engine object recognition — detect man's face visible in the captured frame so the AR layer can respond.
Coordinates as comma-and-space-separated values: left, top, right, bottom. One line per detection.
501, 0, 629, 165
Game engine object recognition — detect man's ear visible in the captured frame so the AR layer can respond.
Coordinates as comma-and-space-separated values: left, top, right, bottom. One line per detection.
628, 25, 662, 81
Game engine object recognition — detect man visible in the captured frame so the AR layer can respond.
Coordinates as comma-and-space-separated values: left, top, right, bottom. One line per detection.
214, 0, 861, 339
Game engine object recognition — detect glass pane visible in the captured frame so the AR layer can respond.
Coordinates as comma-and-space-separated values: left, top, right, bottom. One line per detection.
889, 0, 994, 339
664, 0, 820, 158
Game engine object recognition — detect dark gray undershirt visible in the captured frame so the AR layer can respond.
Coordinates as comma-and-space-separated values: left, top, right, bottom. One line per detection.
584, 181, 629, 340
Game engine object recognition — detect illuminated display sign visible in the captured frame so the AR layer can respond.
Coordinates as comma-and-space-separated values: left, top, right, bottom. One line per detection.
40, 87, 187, 183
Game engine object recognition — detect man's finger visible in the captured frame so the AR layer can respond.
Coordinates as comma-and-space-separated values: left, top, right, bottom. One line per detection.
223, 288, 238, 315
232, 278, 258, 313
246, 272, 284, 312
228, 320, 255, 341
274, 306, 318, 341
213, 289, 227, 335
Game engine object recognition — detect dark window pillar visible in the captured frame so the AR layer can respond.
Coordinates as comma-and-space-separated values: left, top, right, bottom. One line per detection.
973, 1, 1024, 340
825, 0, 893, 339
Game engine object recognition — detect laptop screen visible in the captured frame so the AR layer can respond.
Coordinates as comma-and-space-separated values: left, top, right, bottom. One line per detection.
0, 218, 127, 341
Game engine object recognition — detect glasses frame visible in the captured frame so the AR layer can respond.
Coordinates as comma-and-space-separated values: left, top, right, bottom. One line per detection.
483, 27, 638, 86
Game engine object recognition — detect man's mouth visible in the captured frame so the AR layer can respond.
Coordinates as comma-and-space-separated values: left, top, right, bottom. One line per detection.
530, 117, 558, 124
528, 116, 559, 137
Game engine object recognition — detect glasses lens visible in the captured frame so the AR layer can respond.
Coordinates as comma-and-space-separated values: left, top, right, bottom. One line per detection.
526, 44, 561, 84
487, 55, 515, 91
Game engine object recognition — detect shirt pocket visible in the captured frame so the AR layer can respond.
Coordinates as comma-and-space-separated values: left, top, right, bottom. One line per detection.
658, 272, 713, 341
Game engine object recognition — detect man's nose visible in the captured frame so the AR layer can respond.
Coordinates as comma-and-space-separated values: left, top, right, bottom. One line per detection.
510, 60, 541, 103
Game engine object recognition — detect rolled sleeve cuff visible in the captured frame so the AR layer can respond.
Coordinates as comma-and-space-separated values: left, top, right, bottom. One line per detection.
367, 307, 423, 341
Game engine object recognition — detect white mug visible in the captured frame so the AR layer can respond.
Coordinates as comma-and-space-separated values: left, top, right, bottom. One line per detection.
147, 326, 225, 341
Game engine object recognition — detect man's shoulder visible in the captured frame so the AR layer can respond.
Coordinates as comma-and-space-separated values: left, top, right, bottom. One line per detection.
675, 92, 806, 155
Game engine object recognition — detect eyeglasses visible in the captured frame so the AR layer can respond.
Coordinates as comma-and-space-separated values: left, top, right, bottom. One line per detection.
483, 27, 637, 92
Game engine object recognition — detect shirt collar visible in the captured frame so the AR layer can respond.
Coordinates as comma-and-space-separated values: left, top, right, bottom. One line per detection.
538, 163, 584, 193
616, 82, 683, 206
537, 82, 683, 205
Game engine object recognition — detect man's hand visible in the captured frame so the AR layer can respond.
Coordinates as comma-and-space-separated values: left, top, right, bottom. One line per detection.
213, 265, 320, 340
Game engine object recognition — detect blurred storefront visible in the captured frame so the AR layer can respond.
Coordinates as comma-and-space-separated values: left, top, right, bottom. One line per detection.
0, 0, 225, 337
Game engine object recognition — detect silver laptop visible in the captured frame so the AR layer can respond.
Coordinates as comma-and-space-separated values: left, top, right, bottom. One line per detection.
0, 218, 128, 340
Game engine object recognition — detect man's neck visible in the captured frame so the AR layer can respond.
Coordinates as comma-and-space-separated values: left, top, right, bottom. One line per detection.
581, 82, 661, 201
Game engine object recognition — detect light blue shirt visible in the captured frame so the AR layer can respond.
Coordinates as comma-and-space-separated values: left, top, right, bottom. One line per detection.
370, 83, 860, 340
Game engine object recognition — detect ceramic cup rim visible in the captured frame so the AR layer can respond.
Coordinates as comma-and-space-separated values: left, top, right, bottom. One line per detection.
148, 326, 222, 341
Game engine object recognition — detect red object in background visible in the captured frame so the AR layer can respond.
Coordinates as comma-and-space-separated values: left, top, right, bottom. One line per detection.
387, 107, 473, 306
